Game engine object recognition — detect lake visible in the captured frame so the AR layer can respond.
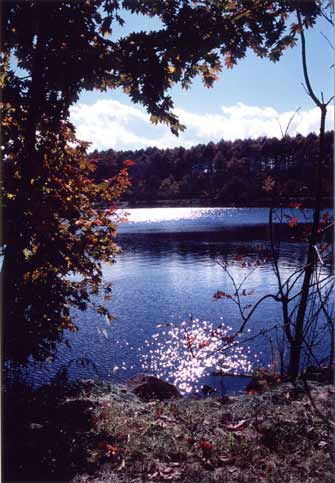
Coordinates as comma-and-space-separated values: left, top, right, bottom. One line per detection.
26, 207, 333, 395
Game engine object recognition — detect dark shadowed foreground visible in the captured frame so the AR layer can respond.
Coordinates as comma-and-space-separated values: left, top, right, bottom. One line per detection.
4, 376, 334, 483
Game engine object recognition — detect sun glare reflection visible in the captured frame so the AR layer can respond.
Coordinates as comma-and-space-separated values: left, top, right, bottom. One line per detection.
140, 317, 260, 394
118, 207, 231, 224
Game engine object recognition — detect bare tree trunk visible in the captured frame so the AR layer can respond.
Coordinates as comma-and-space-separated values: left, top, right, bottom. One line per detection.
287, 11, 331, 378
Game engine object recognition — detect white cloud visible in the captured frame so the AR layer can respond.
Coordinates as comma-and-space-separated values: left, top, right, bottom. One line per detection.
70, 100, 158, 150
221, 102, 278, 119
70, 99, 334, 152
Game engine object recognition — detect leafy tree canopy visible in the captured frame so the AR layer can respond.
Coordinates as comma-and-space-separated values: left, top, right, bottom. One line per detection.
2, 1, 321, 130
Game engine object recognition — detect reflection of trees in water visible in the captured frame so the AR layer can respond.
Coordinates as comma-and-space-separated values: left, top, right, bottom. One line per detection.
117, 231, 312, 269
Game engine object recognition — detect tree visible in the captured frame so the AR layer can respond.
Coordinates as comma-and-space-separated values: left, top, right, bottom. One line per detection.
159, 175, 181, 199
213, 3, 334, 381
263, 5, 334, 380
1, 0, 323, 364
284, 6, 334, 378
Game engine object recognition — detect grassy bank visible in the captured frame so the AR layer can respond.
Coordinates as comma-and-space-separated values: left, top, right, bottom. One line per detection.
3, 377, 334, 482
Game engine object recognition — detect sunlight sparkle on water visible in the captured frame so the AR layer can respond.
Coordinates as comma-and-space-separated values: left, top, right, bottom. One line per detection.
139, 317, 260, 394
118, 207, 234, 224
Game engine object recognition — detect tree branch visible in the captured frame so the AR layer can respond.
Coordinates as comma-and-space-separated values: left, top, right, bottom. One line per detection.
296, 10, 322, 108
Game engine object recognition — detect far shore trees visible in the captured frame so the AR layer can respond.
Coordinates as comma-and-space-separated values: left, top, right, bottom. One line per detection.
90, 132, 333, 206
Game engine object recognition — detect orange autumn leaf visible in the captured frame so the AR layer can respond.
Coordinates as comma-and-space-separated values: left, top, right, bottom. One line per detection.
185, 335, 196, 346
288, 216, 298, 228
289, 202, 303, 209
199, 439, 213, 458
98, 441, 118, 456
107, 445, 118, 456
224, 51, 234, 69
222, 335, 235, 344
213, 290, 233, 300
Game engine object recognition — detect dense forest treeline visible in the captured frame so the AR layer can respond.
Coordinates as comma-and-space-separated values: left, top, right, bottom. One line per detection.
91, 132, 333, 206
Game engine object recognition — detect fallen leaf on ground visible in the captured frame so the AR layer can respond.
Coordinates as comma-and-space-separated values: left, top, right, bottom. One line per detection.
117, 459, 126, 471
199, 438, 214, 458
149, 462, 182, 481
225, 419, 248, 431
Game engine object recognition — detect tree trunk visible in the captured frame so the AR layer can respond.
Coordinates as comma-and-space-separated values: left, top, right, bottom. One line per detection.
2, 5, 46, 362
288, 105, 327, 379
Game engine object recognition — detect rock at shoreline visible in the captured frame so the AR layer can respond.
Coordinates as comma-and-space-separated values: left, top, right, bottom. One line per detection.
201, 384, 216, 396
126, 374, 181, 401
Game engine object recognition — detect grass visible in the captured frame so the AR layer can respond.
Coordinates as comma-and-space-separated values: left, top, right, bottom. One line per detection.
72, 380, 334, 483
3, 378, 334, 483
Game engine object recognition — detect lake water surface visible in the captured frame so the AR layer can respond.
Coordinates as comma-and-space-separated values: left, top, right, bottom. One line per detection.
27, 207, 333, 395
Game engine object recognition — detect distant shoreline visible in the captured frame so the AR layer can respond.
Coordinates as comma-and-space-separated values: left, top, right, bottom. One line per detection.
117, 198, 333, 210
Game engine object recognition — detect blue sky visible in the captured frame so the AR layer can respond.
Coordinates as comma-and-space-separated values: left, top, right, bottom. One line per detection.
71, 10, 334, 152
